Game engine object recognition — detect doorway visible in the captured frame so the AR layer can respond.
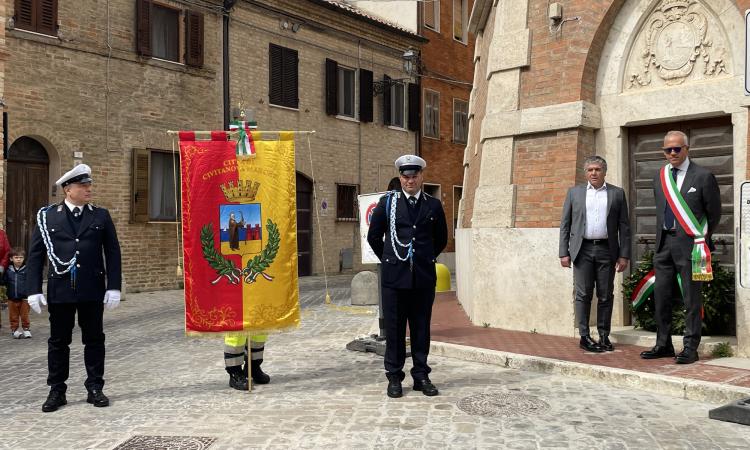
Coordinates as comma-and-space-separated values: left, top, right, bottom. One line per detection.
296, 172, 313, 277
6, 137, 50, 251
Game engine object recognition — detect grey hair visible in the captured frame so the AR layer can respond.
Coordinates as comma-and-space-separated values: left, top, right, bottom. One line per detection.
665, 130, 688, 146
583, 155, 607, 172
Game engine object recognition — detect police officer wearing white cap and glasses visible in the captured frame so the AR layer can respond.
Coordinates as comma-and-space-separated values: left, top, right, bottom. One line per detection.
367, 154, 448, 398
26, 164, 122, 412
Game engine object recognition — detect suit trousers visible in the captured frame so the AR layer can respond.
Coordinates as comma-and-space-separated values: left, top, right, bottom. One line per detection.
382, 286, 435, 381
47, 301, 105, 393
653, 233, 703, 350
573, 241, 615, 337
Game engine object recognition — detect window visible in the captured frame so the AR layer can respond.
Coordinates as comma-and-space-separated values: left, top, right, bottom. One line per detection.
336, 184, 359, 221
424, 183, 441, 200
13, 0, 58, 36
423, 0, 439, 31
136, 0, 204, 67
131, 149, 181, 222
424, 90, 440, 139
390, 82, 406, 128
453, 0, 468, 43
151, 4, 179, 61
269, 43, 299, 109
453, 99, 469, 144
337, 66, 356, 118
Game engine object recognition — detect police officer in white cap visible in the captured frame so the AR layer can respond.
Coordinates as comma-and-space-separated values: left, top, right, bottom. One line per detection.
26, 163, 122, 412
367, 154, 448, 398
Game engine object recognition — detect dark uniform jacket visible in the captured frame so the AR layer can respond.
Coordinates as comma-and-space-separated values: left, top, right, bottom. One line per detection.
27, 203, 122, 303
653, 161, 721, 252
367, 192, 448, 289
2, 264, 28, 300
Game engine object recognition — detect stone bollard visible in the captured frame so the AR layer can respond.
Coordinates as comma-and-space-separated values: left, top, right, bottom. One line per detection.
351, 271, 379, 305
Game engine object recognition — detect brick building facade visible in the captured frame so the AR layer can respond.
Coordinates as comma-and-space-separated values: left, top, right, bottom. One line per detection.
0, 0, 422, 291
458, 0, 750, 355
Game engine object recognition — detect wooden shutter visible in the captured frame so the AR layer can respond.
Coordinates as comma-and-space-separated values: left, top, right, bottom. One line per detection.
359, 69, 373, 123
325, 58, 338, 116
408, 83, 420, 132
382, 75, 392, 126
185, 10, 204, 67
14, 0, 35, 32
37, 0, 57, 35
282, 47, 299, 108
269, 44, 283, 105
131, 148, 151, 223
136, 0, 152, 57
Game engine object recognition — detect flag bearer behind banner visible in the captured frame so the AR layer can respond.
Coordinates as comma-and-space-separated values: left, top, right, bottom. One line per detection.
367, 154, 448, 399
640, 130, 721, 365
223, 334, 270, 391
26, 163, 122, 412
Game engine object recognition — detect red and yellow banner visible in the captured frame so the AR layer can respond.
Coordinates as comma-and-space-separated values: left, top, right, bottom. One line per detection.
179, 131, 300, 335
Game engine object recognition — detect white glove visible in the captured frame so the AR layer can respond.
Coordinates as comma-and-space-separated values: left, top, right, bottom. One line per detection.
28, 294, 47, 314
103, 290, 121, 310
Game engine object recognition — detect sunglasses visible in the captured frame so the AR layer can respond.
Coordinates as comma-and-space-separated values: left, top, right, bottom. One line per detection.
662, 146, 684, 154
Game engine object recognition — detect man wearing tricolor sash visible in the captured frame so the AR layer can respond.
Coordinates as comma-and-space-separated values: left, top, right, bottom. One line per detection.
640, 131, 721, 364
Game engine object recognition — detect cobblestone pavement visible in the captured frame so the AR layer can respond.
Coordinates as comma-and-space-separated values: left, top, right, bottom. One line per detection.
1, 275, 750, 450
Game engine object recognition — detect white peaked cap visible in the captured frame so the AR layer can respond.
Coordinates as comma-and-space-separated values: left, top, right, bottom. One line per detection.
56, 163, 93, 187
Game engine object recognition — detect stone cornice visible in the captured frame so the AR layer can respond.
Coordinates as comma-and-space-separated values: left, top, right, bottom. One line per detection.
480, 101, 602, 142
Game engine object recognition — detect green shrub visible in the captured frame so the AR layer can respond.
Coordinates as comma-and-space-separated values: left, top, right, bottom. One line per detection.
622, 252, 735, 336
712, 342, 734, 358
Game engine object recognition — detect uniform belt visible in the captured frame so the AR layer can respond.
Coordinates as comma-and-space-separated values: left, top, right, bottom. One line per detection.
583, 238, 607, 245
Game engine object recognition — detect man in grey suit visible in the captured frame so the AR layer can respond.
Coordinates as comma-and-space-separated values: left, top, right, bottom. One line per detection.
560, 156, 631, 352
640, 130, 721, 364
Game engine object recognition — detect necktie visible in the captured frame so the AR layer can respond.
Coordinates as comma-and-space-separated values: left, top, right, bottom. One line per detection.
408, 196, 417, 208
664, 167, 679, 230
72, 207, 81, 219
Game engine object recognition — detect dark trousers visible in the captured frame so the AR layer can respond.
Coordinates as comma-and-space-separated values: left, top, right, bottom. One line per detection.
654, 233, 703, 350
48, 301, 105, 393
382, 286, 435, 381
573, 240, 615, 337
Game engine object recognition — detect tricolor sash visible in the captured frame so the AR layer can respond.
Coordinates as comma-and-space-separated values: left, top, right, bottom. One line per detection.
660, 165, 712, 281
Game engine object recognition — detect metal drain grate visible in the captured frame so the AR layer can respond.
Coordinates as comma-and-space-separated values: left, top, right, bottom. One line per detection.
457, 392, 550, 417
113, 435, 216, 450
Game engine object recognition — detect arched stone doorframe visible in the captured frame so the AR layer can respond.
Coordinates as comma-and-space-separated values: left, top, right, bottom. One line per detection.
7, 125, 63, 204
593, 0, 750, 355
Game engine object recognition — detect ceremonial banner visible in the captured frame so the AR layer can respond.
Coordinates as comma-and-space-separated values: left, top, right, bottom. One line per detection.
358, 192, 386, 264
179, 131, 300, 335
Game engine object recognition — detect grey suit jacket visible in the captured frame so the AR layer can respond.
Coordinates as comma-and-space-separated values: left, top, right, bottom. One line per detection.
559, 183, 632, 263
653, 161, 721, 252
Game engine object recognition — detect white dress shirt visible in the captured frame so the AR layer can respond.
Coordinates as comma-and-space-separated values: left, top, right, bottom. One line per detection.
584, 182, 608, 240
402, 190, 422, 202
669, 157, 690, 191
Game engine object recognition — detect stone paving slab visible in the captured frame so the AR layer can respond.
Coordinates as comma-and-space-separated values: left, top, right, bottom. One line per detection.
0, 277, 749, 449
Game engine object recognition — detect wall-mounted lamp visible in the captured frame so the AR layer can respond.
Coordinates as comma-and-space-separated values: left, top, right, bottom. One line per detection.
372, 49, 421, 95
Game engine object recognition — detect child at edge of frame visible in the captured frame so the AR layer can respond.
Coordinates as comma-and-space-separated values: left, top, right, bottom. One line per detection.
2, 247, 32, 339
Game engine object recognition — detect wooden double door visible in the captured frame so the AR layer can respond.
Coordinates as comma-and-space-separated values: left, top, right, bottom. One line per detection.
5, 137, 50, 252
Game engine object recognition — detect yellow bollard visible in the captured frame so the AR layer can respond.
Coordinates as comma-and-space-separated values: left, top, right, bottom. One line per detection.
435, 263, 451, 292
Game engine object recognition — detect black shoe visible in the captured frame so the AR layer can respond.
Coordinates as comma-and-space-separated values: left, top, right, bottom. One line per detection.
228, 371, 249, 391
413, 378, 439, 396
42, 391, 67, 412
580, 336, 604, 353
675, 348, 699, 364
86, 390, 110, 407
250, 360, 270, 385
598, 336, 614, 352
387, 377, 403, 398
640, 345, 676, 359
